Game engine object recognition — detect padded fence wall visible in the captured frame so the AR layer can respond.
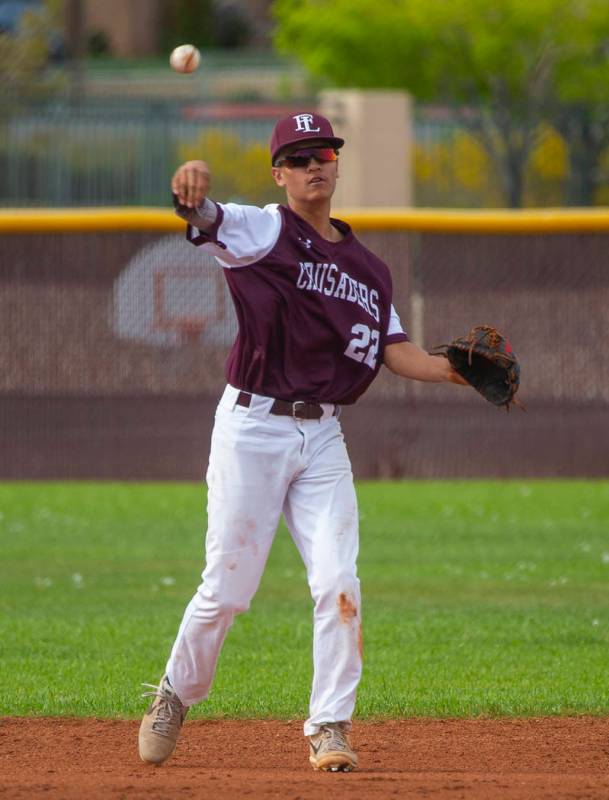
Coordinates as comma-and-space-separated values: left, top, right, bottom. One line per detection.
1, 212, 608, 479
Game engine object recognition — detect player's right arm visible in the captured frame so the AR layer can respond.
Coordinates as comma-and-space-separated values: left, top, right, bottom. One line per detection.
170, 159, 282, 268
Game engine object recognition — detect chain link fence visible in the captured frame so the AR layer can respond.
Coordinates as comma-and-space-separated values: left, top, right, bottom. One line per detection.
1, 213, 607, 479
3, 96, 609, 208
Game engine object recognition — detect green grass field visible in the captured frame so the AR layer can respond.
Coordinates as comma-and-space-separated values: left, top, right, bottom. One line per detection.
1, 481, 608, 719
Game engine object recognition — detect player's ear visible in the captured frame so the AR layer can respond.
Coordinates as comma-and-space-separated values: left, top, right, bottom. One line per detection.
272, 166, 286, 187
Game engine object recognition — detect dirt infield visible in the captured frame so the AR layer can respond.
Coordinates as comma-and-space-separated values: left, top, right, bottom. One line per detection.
1, 717, 608, 799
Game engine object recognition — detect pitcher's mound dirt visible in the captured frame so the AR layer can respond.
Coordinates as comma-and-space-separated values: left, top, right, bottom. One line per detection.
1, 717, 609, 799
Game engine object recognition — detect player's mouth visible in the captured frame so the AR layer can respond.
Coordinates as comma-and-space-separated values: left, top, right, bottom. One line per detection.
308, 177, 326, 184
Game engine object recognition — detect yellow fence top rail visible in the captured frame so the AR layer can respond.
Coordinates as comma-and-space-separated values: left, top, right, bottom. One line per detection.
2, 207, 609, 234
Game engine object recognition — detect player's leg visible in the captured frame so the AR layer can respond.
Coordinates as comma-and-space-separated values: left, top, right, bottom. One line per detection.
282, 416, 361, 771
139, 388, 301, 764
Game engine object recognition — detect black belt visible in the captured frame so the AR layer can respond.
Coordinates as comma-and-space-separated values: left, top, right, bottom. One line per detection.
236, 391, 337, 420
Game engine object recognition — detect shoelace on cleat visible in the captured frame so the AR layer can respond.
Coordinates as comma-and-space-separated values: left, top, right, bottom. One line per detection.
318, 724, 350, 752
141, 682, 185, 737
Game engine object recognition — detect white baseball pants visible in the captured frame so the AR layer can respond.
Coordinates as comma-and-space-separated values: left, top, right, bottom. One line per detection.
165, 384, 362, 735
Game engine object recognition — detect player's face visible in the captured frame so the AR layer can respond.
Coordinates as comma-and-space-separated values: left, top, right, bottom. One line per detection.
272, 140, 339, 204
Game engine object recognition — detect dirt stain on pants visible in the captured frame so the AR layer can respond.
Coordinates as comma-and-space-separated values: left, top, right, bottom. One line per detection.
337, 592, 363, 660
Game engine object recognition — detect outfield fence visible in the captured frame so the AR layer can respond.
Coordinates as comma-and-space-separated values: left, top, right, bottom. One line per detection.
1, 207, 608, 479
2, 100, 603, 209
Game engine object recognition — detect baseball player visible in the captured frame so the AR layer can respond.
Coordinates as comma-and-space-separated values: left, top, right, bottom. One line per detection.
139, 111, 466, 772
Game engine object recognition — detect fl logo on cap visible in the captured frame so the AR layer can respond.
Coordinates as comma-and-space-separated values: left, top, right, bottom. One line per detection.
293, 113, 321, 133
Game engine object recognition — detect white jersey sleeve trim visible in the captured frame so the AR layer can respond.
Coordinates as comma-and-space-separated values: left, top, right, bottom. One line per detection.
387, 304, 406, 337
194, 203, 282, 269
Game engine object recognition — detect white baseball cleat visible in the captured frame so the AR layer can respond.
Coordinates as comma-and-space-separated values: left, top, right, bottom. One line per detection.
138, 675, 188, 764
308, 722, 358, 772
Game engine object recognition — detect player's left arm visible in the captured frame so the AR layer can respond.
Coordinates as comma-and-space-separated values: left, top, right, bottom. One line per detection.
384, 340, 467, 385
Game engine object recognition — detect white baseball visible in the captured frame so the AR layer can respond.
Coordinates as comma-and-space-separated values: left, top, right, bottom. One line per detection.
169, 44, 201, 74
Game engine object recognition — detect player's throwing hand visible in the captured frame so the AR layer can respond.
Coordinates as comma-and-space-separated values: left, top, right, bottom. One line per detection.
171, 159, 211, 208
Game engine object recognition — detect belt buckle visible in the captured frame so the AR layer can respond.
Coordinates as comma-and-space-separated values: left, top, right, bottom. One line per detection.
292, 400, 306, 420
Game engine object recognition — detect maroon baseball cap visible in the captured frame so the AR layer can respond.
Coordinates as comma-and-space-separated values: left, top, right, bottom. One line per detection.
270, 112, 344, 163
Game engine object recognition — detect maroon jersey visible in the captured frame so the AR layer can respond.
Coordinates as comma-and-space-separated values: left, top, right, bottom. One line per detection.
186, 203, 408, 404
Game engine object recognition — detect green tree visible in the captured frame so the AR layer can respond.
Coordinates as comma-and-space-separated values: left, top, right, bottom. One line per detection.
160, 0, 215, 52
160, 0, 252, 52
551, 2, 609, 205
0, 0, 63, 112
273, 0, 609, 208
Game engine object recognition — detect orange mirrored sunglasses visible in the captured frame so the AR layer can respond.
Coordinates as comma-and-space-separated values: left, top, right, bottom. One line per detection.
274, 147, 339, 168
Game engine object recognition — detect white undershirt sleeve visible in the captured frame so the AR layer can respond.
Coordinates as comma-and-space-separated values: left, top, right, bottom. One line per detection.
387, 304, 407, 337
187, 202, 282, 269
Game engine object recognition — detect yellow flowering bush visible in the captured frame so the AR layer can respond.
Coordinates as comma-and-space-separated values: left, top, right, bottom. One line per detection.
414, 131, 502, 207
414, 125, 576, 207
179, 130, 283, 205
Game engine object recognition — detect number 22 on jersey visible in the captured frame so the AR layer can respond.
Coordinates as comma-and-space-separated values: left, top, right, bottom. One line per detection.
344, 323, 380, 369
